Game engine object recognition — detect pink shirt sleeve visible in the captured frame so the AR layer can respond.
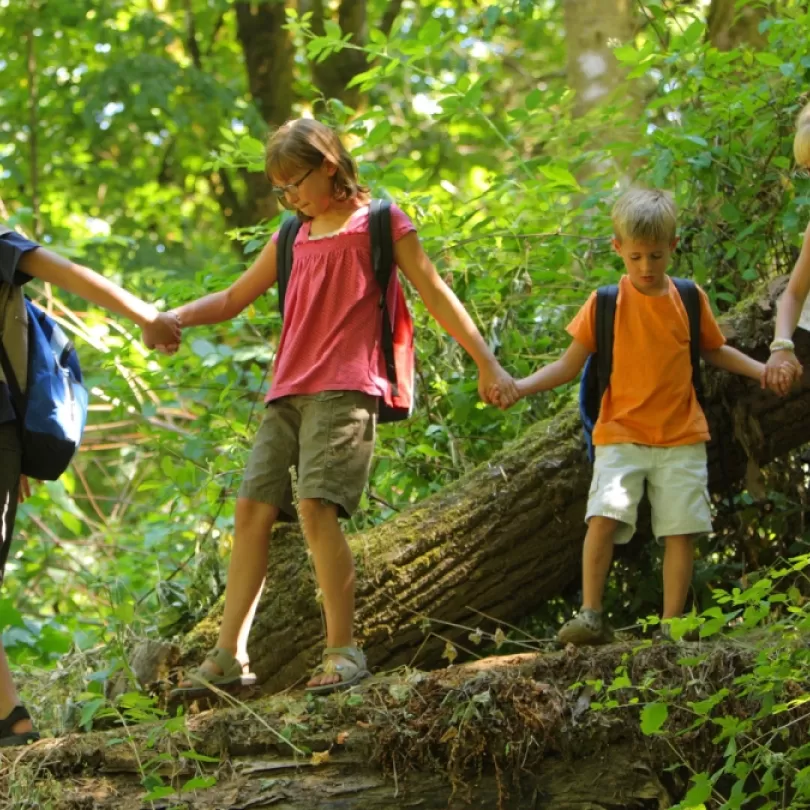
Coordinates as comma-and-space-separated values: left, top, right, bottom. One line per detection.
390, 203, 416, 242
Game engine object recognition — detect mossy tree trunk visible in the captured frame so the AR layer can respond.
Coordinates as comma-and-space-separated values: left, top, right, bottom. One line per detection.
181, 282, 810, 691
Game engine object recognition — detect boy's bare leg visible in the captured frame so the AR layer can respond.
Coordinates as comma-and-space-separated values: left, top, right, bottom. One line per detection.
178, 498, 278, 685
581, 516, 621, 611
297, 499, 355, 688
662, 534, 694, 619
0, 643, 32, 734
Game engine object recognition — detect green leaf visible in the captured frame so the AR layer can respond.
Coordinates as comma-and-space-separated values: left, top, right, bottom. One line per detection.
754, 52, 782, 67
640, 702, 668, 735
181, 775, 217, 792
419, 17, 442, 44
681, 772, 712, 807
539, 164, 580, 190
79, 697, 106, 729
59, 511, 82, 536
614, 45, 640, 63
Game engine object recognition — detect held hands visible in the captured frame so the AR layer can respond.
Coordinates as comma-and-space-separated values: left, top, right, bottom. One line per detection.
761, 350, 802, 397
478, 362, 521, 410
142, 311, 182, 355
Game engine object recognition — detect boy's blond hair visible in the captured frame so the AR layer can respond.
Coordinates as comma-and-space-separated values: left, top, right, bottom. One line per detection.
794, 102, 810, 168
612, 188, 677, 243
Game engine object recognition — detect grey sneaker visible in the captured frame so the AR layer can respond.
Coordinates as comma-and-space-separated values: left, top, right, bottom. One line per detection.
657, 621, 700, 643
558, 608, 615, 646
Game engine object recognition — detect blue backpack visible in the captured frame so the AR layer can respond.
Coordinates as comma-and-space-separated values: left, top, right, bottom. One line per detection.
578, 278, 703, 462
0, 297, 89, 480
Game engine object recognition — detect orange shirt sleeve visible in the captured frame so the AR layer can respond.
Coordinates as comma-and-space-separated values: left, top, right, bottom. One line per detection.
697, 286, 726, 351
566, 291, 598, 354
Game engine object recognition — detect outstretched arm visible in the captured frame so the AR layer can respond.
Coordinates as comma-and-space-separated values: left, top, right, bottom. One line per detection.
394, 231, 518, 407
172, 237, 279, 328
20, 247, 180, 350
763, 221, 810, 390
513, 339, 591, 400
702, 345, 764, 383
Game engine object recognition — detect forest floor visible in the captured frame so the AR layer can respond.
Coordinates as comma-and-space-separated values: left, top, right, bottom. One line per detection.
1, 635, 782, 810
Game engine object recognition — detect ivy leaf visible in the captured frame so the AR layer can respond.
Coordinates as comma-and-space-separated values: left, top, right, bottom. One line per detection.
640, 702, 668, 735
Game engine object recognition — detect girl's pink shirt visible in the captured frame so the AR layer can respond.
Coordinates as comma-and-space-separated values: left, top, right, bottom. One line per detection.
267, 203, 415, 402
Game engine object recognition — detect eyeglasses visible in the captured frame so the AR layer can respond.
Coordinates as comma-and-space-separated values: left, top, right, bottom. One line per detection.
271, 166, 316, 203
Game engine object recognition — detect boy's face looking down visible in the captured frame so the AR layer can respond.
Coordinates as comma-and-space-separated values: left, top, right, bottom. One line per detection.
612, 236, 678, 296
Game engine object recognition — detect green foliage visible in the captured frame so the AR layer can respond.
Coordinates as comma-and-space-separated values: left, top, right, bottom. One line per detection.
2, 11, 810, 803
582, 553, 810, 809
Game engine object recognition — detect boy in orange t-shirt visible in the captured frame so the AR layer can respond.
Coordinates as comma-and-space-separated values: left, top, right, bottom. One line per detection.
496, 189, 782, 645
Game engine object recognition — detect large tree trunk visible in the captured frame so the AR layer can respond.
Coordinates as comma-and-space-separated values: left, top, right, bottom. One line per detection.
707, 0, 771, 50
563, 0, 636, 118
179, 281, 810, 692
18, 643, 810, 808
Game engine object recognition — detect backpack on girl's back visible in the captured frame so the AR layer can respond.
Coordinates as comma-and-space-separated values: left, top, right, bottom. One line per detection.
168, 117, 518, 698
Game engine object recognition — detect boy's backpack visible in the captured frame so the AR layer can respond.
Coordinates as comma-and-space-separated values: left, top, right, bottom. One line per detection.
275, 199, 415, 423
0, 228, 89, 480
578, 277, 703, 462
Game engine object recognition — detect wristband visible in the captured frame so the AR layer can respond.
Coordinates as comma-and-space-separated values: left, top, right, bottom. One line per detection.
769, 338, 795, 353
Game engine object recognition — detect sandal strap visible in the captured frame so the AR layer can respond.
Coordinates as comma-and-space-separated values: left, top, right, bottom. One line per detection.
202, 648, 247, 679
323, 646, 366, 669
0, 705, 31, 737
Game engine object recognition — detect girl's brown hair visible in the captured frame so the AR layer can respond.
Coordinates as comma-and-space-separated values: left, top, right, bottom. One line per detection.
265, 119, 370, 207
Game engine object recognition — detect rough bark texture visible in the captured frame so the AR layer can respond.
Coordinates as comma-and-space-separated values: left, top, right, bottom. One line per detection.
563, 0, 636, 117
310, 0, 368, 109
14, 642, 808, 809
707, 0, 770, 50
177, 280, 810, 694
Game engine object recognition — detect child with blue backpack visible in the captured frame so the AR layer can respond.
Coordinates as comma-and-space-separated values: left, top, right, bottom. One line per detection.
0, 226, 180, 745
493, 189, 781, 645
168, 118, 517, 696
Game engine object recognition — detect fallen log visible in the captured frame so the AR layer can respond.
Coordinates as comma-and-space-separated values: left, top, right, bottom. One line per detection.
177, 280, 810, 692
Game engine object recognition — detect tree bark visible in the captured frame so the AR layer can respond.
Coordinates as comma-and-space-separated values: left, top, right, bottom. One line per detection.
563, 0, 636, 118
179, 280, 810, 692
707, 0, 770, 50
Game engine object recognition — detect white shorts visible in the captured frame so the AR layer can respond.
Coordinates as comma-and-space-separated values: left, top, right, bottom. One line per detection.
586, 442, 712, 545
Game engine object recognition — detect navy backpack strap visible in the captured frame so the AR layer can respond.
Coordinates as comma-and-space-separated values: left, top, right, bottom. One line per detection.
370, 199, 398, 391
672, 277, 703, 405
595, 284, 618, 407
276, 216, 303, 319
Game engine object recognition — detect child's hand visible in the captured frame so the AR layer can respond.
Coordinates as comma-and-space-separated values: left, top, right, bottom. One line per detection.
478, 363, 519, 409
763, 358, 801, 396
142, 311, 181, 352
487, 381, 523, 410
762, 349, 801, 396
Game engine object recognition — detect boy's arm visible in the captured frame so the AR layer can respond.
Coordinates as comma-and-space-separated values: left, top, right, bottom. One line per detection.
394, 232, 517, 406
173, 237, 278, 328
702, 345, 764, 382
20, 248, 180, 350
515, 340, 591, 399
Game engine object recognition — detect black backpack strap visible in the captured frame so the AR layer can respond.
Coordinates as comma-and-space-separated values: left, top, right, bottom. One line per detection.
595, 284, 618, 407
276, 216, 303, 319
672, 277, 703, 404
370, 199, 398, 391
0, 335, 25, 423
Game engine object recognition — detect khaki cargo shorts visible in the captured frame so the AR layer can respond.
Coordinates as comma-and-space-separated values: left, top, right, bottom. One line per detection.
586, 442, 712, 544
239, 390, 377, 520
